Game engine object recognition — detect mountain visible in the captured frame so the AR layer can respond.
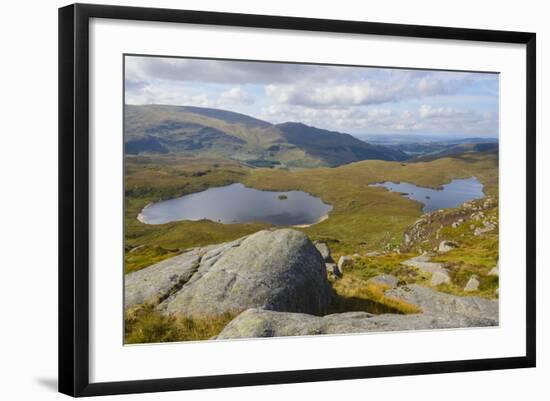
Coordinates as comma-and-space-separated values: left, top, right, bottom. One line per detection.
124, 105, 408, 167
410, 142, 499, 162
365, 136, 499, 160
276, 122, 408, 165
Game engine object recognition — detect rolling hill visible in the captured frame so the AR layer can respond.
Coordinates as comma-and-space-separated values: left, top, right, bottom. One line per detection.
124, 105, 408, 167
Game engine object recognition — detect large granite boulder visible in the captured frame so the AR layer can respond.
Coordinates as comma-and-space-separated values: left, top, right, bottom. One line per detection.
157, 229, 331, 318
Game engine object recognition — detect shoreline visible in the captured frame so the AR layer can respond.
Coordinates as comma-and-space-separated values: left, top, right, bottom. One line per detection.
292, 214, 329, 228
136, 202, 152, 224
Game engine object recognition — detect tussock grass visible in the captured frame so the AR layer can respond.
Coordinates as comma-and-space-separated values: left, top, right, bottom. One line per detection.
124, 304, 238, 344
330, 273, 422, 315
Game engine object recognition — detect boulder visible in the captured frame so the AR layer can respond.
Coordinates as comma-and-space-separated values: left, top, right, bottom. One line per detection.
367, 274, 399, 288
464, 276, 480, 292
488, 263, 499, 276
430, 270, 451, 286
337, 255, 354, 272
157, 229, 331, 318
474, 222, 496, 236
438, 240, 458, 253
314, 241, 333, 262
325, 263, 341, 279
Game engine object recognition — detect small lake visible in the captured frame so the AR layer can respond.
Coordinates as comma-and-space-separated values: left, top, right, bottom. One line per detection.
369, 177, 484, 212
138, 183, 333, 226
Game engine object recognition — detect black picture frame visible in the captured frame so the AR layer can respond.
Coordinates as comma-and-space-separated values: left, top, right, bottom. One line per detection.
59, 3, 536, 397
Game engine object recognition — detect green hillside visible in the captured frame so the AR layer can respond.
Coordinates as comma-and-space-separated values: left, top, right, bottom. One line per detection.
125, 105, 408, 167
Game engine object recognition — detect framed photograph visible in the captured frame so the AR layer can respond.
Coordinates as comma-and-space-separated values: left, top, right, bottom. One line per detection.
59, 3, 536, 397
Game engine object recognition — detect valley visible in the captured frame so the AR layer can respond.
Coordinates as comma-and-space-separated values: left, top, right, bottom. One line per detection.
123, 104, 499, 344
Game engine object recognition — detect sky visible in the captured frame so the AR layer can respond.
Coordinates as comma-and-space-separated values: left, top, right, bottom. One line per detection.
125, 56, 499, 138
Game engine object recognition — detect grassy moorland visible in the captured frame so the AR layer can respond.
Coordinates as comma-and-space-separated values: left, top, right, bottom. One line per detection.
123, 150, 498, 343
124, 151, 498, 273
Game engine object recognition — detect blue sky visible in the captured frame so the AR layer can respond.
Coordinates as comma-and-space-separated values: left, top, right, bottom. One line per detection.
125, 56, 499, 138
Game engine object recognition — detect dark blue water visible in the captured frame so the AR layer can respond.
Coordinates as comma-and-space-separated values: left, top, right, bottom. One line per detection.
138, 183, 332, 225
369, 177, 484, 212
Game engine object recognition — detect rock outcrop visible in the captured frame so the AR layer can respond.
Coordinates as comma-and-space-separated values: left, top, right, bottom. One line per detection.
314, 241, 333, 262
337, 255, 354, 272
216, 285, 498, 339
147, 229, 332, 318
401, 254, 451, 286
367, 274, 399, 288
401, 196, 498, 252
125, 247, 204, 309
430, 270, 451, 286
325, 263, 341, 279
464, 275, 480, 292
438, 240, 458, 253
385, 285, 497, 320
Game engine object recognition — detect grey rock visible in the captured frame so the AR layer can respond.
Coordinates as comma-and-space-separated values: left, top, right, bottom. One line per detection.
124, 238, 245, 309
386, 285, 497, 320
430, 270, 451, 286
464, 276, 480, 292
472, 211, 485, 221
488, 262, 499, 276
438, 240, 458, 253
365, 251, 381, 257
337, 255, 354, 272
215, 284, 499, 339
158, 229, 331, 318
401, 254, 449, 277
367, 274, 399, 288
314, 241, 333, 262
325, 263, 341, 279
125, 249, 201, 310
474, 222, 496, 236
216, 300, 498, 340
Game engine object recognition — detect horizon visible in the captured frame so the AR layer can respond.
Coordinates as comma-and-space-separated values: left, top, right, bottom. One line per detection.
125, 56, 499, 137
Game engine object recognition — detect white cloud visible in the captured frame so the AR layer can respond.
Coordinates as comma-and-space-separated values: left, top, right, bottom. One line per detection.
266, 81, 403, 107
124, 56, 499, 136
220, 87, 254, 105
258, 103, 497, 136
124, 81, 213, 107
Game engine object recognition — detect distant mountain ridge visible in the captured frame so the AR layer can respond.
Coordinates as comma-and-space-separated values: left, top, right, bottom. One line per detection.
125, 105, 408, 167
